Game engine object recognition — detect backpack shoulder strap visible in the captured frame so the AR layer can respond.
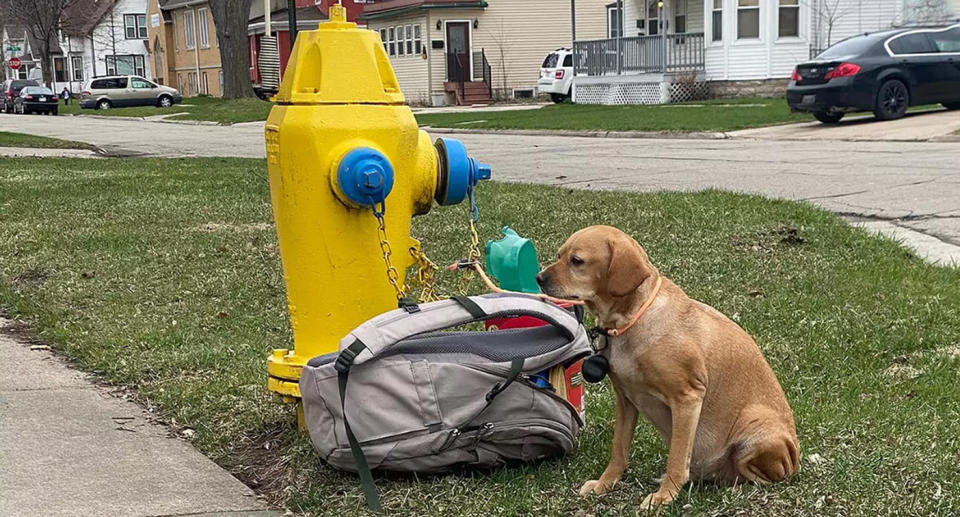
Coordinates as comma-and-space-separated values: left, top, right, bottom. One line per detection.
338, 293, 581, 368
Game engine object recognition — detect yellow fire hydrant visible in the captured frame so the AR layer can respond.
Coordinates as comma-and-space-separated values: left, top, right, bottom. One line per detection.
264, 5, 490, 402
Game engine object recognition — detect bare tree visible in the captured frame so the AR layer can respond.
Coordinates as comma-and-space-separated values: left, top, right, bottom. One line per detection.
485, 20, 509, 100
902, 0, 955, 25
808, 0, 855, 50
209, 0, 254, 98
4, 0, 82, 84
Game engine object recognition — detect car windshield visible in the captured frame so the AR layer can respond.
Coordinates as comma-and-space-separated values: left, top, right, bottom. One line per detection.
816, 35, 881, 59
23, 87, 53, 95
542, 53, 559, 68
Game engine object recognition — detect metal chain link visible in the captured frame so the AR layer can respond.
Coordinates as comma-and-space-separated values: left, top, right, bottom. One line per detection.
373, 207, 407, 301
458, 186, 483, 294
409, 246, 440, 303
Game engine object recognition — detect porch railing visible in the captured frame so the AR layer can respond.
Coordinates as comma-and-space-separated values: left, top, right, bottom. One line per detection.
574, 32, 705, 76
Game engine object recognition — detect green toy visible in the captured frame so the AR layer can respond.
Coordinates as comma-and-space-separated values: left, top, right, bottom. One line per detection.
484, 226, 541, 293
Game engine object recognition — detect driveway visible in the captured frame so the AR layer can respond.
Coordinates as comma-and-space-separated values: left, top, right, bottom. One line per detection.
730, 108, 960, 141
4, 113, 959, 258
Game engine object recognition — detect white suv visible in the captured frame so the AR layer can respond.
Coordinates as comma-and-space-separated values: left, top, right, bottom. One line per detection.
537, 48, 574, 103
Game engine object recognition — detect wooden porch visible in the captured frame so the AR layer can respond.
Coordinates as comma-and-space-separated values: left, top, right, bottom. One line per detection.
573, 32, 706, 77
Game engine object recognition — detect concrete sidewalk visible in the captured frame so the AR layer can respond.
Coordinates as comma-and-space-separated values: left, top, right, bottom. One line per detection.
729, 109, 960, 141
0, 318, 282, 517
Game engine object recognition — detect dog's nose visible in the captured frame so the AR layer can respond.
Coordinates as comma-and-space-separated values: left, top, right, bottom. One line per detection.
535, 272, 548, 286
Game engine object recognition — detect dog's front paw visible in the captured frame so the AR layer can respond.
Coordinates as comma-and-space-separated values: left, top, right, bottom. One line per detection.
640, 491, 674, 511
578, 479, 613, 497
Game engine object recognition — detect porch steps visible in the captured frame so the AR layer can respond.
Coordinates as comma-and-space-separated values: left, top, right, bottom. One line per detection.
444, 81, 491, 106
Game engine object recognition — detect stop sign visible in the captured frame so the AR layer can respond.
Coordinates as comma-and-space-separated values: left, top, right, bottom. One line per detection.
8, 57, 21, 70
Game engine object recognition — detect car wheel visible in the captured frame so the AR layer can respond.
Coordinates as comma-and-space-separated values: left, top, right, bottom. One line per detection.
814, 112, 845, 124
874, 79, 909, 121
97, 99, 112, 110
52, 109, 58, 116
158, 95, 173, 108
943, 102, 960, 110
550, 93, 567, 104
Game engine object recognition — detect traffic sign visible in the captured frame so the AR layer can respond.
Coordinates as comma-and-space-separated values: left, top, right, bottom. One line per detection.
8, 57, 22, 70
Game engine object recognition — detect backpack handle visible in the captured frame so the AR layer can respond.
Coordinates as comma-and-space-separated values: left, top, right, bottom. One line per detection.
335, 293, 581, 369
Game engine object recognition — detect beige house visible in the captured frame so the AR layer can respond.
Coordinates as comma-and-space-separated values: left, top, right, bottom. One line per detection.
148, 0, 223, 96
359, 0, 609, 105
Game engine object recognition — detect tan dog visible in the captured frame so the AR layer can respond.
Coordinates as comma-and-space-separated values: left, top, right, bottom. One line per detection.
537, 226, 798, 510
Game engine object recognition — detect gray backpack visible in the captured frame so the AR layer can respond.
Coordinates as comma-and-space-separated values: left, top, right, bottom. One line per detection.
299, 294, 592, 511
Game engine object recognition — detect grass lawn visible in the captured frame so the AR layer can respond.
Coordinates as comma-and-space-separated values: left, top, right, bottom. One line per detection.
0, 131, 94, 150
416, 97, 812, 133
59, 95, 272, 124
2, 157, 959, 516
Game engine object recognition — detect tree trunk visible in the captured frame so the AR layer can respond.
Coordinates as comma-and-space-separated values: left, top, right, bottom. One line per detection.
41, 40, 54, 85
210, 0, 255, 98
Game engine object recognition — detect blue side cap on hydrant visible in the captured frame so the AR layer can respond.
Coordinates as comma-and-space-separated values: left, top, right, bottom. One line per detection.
337, 147, 395, 207
434, 137, 492, 206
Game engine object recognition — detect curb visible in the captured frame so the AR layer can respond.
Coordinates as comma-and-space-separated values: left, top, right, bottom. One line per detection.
65, 113, 226, 126
420, 126, 730, 140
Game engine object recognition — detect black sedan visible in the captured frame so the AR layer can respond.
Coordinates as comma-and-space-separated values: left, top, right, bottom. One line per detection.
788, 24, 960, 124
14, 86, 59, 115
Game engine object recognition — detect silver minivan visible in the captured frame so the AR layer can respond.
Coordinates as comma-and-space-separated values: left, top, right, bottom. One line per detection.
80, 75, 182, 110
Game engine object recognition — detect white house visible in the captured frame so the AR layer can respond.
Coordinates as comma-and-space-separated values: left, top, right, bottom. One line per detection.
9, 0, 154, 93
571, 0, 957, 104
2, 26, 45, 82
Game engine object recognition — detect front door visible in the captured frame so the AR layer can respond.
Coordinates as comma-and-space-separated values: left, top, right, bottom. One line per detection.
445, 22, 471, 82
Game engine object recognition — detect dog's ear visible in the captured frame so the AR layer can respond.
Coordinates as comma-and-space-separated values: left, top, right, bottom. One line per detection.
605, 235, 651, 297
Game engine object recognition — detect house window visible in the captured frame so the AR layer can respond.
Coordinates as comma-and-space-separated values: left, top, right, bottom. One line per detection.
105, 55, 145, 76
54, 57, 67, 82
388, 27, 396, 56
380, 28, 387, 51
778, 0, 799, 38
405, 25, 413, 55
178, 73, 183, 92
414, 25, 422, 54
173, 14, 179, 50
397, 25, 405, 55
737, 0, 760, 39
71, 56, 83, 81
124, 14, 147, 39
674, 0, 687, 33
219, 69, 224, 95
202, 71, 209, 94
647, 0, 659, 36
712, 0, 723, 41
197, 8, 210, 48
184, 10, 196, 50
606, 4, 621, 38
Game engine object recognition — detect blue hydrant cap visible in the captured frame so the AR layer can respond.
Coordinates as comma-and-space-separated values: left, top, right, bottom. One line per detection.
434, 137, 491, 205
337, 147, 395, 207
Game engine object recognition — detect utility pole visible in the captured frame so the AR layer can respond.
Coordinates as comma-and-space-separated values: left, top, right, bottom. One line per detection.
288, 0, 298, 50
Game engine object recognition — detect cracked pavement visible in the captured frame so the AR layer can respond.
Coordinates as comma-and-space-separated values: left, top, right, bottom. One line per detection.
5, 113, 959, 248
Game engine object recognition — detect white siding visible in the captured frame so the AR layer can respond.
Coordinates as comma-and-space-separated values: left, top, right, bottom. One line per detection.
367, 13, 431, 103
369, 0, 609, 103
809, 0, 903, 53
703, 0, 812, 80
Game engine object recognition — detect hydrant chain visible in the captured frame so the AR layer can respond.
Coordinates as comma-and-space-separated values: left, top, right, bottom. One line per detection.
374, 209, 406, 301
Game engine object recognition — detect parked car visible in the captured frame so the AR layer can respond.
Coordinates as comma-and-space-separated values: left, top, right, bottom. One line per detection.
788, 24, 960, 124
1, 79, 41, 113
13, 86, 58, 115
80, 75, 182, 110
538, 48, 574, 103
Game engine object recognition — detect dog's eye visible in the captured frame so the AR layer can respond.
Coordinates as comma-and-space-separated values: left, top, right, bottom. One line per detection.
570, 255, 584, 266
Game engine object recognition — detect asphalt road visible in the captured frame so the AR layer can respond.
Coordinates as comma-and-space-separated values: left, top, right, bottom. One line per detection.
4, 112, 959, 248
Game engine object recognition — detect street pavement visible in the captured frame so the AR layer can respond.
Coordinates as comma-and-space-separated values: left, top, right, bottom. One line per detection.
0, 318, 281, 517
4, 111, 959, 259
